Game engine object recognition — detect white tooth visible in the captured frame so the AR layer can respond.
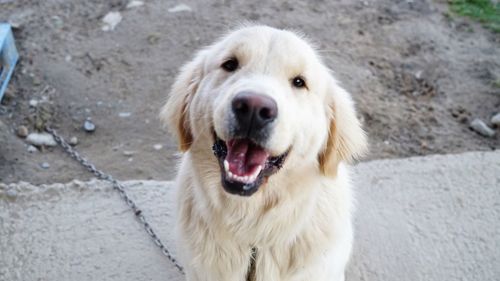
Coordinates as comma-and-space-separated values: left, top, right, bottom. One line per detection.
253, 165, 262, 177
227, 171, 233, 178
243, 176, 249, 183
249, 174, 256, 182
224, 160, 229, 172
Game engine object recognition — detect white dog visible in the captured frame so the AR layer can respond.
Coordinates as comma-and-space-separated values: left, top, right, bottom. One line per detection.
161, 25, 367, 281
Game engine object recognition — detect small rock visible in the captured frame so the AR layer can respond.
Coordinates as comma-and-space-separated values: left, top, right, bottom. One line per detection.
27, 145, 38, 153
41, 162, 51, 169
16, 125, 29, 138
123, 150, 135, 156
6, 189, 17, 199
119, 112, 131, 118
147, 33, 160, 45
491, 113, 500, 127
126, 0, 144, 8
65, 55, 72, 62
50, 15, 64, 29
83, 120, 96, 132
168, 4, 192, 13
128, 157, 134, 162
29, 99, 38, 107
2, 86, 16, 104
469, 118, 496, 138
26, 133, 57, 147
69, 136, 78, 146
414, 70, 423, 80
153, 144, 163, 150
102, 11, 122, 31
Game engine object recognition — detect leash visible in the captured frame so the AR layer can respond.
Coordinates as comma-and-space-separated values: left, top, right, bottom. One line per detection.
45, 126, 185, 274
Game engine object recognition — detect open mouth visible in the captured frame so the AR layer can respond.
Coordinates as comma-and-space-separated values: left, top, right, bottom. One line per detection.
212, 134, 289, 196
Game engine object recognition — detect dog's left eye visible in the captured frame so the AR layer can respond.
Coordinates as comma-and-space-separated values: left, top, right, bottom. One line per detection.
292, 76, 307, 88
221, 58, 239, 72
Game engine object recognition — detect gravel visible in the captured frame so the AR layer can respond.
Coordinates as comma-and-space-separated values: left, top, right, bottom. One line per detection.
16, 125, 28, 138
26, 132, 57, 146
469, 118, 496, 138
83, 120, 96, 132
102, 11, 122, 31
491, 113, 500, 127
69, 136, 78, 146
27, 145, 38, 153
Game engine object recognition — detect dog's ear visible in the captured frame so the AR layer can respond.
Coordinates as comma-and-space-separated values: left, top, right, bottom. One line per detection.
160, 51, 206, 151
318, 78, 368, 177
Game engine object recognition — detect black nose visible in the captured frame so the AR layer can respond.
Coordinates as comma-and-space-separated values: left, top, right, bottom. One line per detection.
231, 92, 277, 137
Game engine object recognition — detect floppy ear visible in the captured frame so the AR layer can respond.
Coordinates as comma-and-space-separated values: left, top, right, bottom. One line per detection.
318, 79, 368, 177
160, 51, 206, 151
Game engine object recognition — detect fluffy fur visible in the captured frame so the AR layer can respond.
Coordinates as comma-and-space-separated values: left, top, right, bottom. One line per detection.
161, 25, 367, 281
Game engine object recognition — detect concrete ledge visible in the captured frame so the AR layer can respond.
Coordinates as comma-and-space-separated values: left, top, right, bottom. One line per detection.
1, 151, 499, 281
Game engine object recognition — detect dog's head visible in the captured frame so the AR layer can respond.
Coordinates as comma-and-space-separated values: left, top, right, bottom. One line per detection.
161, 25, 367, 196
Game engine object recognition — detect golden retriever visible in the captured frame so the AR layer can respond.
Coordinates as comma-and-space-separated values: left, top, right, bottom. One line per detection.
161, 25, 367, 281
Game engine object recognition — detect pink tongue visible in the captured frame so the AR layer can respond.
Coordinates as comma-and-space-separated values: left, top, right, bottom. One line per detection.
226, 139, 269, 176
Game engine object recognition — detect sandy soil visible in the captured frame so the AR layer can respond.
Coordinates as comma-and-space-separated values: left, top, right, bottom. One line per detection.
1, 0, 499, 184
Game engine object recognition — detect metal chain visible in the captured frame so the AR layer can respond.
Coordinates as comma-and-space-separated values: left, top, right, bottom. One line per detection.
45, 126, 185, 274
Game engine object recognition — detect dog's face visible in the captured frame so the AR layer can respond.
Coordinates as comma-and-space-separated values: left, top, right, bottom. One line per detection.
162, 26, 367, 196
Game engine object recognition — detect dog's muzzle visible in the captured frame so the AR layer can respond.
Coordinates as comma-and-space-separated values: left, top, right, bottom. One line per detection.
210, 91, 290, 196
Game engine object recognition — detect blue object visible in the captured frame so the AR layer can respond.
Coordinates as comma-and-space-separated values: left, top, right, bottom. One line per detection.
0, 23, 19, 101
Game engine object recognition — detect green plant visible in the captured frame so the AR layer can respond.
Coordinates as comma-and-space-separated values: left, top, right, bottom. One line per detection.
449, 0, 500, 32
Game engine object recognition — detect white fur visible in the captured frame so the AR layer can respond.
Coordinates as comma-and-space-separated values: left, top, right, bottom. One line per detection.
161, 25, 367, 281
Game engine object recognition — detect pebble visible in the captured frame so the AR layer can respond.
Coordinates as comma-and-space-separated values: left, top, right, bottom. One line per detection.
119, 112, 131, 118
50, 15, 64, 29
469, 118, 496, 138
123, 150, 135, 156
29, 99, 38, 107
6, 189, 17, 199
126, 0, 144, 8
16, 125, 29, 138
69, 136, 78, 146
491, 113, 500, 127
168, 4, 192, 13
414, 70, 423, 80
102, 11, 122, 31
26, 132, 57, 146
153, 144, 163, 150
83, 120, 96, 132
27, 145, 38, 153
147, 33, 160, 45
41, 162, 51, 169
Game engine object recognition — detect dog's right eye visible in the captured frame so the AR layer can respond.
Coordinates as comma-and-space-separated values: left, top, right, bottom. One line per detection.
221, 58, 239, 72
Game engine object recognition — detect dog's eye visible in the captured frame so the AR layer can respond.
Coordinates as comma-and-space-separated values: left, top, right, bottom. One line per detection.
292, 76, 307, 88
221, 58, 239, 72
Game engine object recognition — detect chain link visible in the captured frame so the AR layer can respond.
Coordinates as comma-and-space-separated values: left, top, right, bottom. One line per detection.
45, 126, 185, 274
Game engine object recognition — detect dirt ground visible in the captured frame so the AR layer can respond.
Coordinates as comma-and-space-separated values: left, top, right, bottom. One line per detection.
0, 0, 499, 184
